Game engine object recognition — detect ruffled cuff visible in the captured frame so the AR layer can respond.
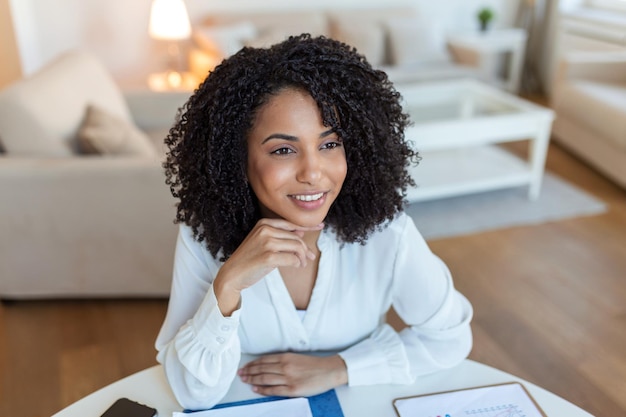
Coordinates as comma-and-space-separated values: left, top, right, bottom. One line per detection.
338, 324, 413, 386
173, 286, 242, 387
188, 285, 241, 350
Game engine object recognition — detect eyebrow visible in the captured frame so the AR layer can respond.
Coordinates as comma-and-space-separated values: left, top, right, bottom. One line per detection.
261, 129, 336, 144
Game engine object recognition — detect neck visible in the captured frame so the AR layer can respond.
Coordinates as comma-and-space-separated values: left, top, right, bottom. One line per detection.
302, 229, 322, 254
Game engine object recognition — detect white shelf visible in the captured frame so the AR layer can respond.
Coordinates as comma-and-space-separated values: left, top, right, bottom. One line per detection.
398, 80, 553, 202
406, 145, 532, 202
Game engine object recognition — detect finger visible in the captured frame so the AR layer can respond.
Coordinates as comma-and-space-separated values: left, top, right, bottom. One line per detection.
239, 361, 281, 378
252, 223, 319, 263
257, 218, 324, 233
259, 235, 315, 267
242, 372, 286, 386
259, 242, 309, 268
251, 384, 298, 397
241, 353, 285, 370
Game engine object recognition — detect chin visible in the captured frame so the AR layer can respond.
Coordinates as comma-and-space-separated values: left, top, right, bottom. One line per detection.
285, 211, 329, 228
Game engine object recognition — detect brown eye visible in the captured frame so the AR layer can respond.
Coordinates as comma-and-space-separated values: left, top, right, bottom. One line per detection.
321, 141, 342, 150
270, 147, 294, 155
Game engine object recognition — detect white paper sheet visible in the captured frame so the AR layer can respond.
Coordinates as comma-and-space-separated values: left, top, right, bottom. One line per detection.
393, 382, 546, 417
173, 397, 313, 417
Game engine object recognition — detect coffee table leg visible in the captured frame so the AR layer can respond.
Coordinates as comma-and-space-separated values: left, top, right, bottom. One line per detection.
528, 121, 552, 200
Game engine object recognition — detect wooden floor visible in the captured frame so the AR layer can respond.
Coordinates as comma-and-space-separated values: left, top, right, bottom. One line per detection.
1, 141, 625, 417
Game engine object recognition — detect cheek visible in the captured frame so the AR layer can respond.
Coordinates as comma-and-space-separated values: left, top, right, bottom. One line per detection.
248, 160, 291, 193
333, 153, 348, 185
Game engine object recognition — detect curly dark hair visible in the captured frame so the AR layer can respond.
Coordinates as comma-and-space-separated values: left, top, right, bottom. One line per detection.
164, 34, 418, 260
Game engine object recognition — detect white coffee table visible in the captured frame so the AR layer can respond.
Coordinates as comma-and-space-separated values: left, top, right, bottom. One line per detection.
52, 359, 593, 417
398, 79, 554, 202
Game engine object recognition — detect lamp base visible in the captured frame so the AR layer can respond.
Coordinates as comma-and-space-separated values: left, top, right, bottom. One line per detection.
147, 71, 199, 92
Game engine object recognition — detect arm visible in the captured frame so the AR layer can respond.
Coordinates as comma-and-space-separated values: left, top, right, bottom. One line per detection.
156, 220, 322, 409
124, 90, 189, 132
556, 51, 626, 84
338, 216, 473, 386
551, 51, 626, 109
155, 226, 243, 410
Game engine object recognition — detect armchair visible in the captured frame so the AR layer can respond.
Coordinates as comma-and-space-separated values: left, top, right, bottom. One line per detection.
550, 51, 626, 188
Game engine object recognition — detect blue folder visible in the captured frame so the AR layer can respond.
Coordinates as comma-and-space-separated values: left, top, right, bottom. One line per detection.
188, 389, 344, 416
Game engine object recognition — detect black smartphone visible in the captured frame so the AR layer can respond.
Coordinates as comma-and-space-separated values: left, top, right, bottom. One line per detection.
101, 398, 157, 417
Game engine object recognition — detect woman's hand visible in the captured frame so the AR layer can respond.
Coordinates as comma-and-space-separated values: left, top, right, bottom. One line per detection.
238, 353, 348, 397
213, 218, 323, 316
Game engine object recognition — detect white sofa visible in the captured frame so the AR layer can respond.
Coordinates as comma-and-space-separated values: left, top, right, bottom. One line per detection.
187, 7, 483, 86
0, 51, 186, 298
551, 51, 626, 188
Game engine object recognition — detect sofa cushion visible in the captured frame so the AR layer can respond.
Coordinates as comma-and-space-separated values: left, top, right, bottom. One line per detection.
327, 7, 417, 66
382, 62, 482, 85
202, 11, 329, 49
385, 17, 451, 67
77, 105, 158, 158
0, 51, 132, 156
244, 28, 292, 48
192, 21, 257, 58
554, 80, 626, 150
329, 19, 386, 66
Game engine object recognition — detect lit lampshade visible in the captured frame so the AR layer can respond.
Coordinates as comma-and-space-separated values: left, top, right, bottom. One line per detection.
147, 0, 193, 90
149, 0, 191, 41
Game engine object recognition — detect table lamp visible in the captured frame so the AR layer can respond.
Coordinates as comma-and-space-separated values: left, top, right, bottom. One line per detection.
148, 0, 191, 89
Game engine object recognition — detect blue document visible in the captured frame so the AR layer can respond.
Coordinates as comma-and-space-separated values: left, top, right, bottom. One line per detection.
184, 389, 344, 417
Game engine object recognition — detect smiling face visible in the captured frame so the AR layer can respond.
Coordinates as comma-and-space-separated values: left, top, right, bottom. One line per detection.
246, 88, 347, 227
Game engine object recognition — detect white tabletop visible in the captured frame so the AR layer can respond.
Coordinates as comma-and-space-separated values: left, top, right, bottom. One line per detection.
447, 28, 528, 53
52, 358, 593, 417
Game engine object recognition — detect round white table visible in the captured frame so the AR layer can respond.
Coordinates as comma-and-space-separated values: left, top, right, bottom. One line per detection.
52, 359, 594, 417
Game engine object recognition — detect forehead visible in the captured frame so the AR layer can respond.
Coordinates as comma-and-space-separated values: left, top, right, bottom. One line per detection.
249, 88, 324, 133
258, 87, 315, 113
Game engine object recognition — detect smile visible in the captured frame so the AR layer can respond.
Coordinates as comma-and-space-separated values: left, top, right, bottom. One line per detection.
291, 192, 325, 202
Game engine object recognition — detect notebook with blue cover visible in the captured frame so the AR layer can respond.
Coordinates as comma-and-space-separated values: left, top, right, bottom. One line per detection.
188, 389, 344, 416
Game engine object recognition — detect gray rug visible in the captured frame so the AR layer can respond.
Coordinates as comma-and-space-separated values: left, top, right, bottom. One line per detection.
406, 172, 607, 240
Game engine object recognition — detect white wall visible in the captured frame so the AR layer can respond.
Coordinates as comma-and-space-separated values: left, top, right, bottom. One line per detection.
10, 0, 521, 81
10, 0, 155, 78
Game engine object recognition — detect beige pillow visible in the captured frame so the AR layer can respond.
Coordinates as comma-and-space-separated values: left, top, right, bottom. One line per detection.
77, 105, 158, 157
330, 20, 386, 67
386, 17, 451, 66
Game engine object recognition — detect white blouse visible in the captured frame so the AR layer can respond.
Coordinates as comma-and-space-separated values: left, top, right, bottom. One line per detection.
155, 212, 473, 410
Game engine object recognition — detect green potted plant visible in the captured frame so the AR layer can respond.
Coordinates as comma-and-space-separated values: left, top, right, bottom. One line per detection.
477, 7, 494, 32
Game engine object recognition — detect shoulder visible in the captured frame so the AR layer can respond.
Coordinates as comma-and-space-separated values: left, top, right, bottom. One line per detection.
176, 224, 223, 270
334, 212, 419, 253
369, 212, 417, 245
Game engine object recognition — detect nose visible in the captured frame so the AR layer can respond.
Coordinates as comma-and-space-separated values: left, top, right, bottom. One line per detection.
296, 151, 322, 184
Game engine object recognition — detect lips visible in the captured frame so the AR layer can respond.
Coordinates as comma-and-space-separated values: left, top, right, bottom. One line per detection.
288, 191, 328, 210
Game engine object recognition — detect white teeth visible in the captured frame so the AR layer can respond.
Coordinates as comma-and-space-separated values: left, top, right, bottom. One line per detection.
293, 193, 324, 202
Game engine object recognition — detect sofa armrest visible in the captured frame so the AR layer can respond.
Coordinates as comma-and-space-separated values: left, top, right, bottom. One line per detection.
0, 157, 179, 298
124, 90, 190, 131
556, 52, 626, 84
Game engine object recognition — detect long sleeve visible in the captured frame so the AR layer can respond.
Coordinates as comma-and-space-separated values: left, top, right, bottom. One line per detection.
338, 215, 473, 386
156, 215, 472, 406
155, 226, 242, 410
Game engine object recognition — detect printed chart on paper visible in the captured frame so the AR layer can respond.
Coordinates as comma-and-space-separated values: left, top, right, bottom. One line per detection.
393, 383, 545, 417
463, 403, 529, 417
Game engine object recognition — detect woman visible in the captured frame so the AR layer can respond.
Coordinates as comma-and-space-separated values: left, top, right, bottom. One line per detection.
156, 34, 473, 410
